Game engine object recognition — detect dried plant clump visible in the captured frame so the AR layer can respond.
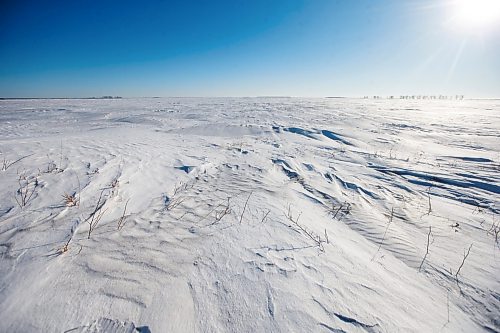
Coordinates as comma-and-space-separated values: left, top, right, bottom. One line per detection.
165, 181, 193, 211
330, 201, 352, 220
110, 178, 120, 196
212, 198, 231, 225
15, 173, 39, 208
286, 204, 327, 252
62, 193, 79, 207
47, 161, 63, 173
166, 196, 186, 211
173, 181, 193, 196
487, 218, 499, 247
59, 237, 72, 254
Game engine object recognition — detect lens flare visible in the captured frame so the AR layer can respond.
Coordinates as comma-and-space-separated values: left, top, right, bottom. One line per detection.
450, 0, 500, 31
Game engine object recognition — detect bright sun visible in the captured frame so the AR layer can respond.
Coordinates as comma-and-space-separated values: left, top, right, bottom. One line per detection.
451, 0, 500, 31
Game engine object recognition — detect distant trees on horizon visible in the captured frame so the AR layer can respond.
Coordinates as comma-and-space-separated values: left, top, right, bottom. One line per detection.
98, 96, 122, 99
363, 95, 465, 100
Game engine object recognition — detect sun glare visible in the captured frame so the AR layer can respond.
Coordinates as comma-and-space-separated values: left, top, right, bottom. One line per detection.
450, 0, 500, 31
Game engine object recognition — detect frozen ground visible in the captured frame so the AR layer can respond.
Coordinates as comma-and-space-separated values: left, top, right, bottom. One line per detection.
0, 97, 498, 332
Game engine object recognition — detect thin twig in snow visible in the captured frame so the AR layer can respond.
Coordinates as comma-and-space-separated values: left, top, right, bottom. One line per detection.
372, 207, 394, 261
117, 199, 130, 230
455, 244, 473, 286
260, 209, 271, 223
239, 191, 252, 224
86, 189, 108, 239
418, 226, 432, 271
2, 153, 34, 171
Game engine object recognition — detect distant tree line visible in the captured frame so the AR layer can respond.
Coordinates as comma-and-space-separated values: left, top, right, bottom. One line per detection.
98, 96, 122, 99
363, 95, 465, 100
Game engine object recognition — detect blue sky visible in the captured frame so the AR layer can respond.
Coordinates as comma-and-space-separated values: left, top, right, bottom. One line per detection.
1, 0, 499, 97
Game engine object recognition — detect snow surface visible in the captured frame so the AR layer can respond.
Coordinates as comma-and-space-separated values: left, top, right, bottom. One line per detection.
0, 97, 498, 332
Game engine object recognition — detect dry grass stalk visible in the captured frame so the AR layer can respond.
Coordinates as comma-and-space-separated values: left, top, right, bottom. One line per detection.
166, 196, 186, 210
260, 209, 271, 223
1, 153, 34, 171
239, 191, 252, 224
86, 190, 108, 239
196, 198, 228, 224
418, 226, 432, 271
424, 186, 432, 216
455, 244, 472, 286
58, 140, 63, 172
372, 207, 394, 261
117, 199, 130, 230
173, 181, 193, 196
76, 174, 81, 208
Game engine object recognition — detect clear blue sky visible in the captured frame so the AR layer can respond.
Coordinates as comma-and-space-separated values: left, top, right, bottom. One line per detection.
1, 0, 499, 97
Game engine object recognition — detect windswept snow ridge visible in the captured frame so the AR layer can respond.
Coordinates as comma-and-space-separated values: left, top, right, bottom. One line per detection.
0, 97, 499, 332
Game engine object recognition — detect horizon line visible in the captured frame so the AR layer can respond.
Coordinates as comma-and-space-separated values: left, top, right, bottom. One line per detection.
1, 95, 498, 100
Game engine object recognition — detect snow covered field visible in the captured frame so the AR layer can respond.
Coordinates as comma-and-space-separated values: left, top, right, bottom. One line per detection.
0, 97, 498, 332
